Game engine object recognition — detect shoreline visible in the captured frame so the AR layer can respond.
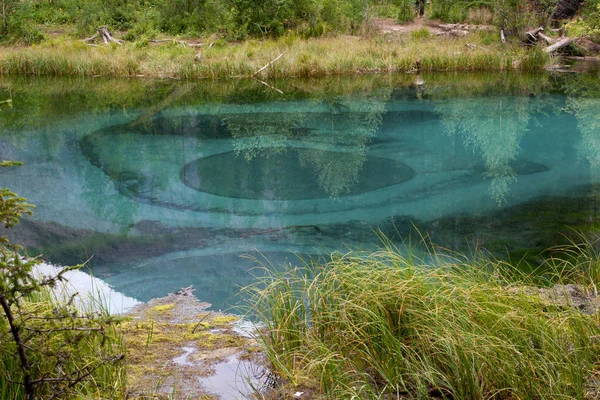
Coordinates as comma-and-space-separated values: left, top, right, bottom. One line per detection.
0, 32, 552, 80
34, 262, 263, 399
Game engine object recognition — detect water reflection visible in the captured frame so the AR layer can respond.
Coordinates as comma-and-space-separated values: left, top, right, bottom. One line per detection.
436, 97, 531, 204
1, 73, 600, 307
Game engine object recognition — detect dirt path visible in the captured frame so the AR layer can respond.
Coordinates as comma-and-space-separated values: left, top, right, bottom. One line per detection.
374, 18, 445, 35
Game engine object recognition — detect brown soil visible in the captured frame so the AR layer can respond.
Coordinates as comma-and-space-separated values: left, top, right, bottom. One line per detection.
374, 17, 444, 35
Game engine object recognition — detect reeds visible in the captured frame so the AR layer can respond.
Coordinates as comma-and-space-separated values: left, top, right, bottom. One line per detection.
0, 33, 549, 79
245, 242, 600, 398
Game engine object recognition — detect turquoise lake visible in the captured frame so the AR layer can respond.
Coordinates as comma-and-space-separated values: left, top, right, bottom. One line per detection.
1, 72, 599, 310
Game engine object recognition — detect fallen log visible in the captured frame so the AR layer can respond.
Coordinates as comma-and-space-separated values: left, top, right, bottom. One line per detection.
82, 27, 123, 45
538, 32, 557, 45
83, 33, 98, 43
544, 37, 574, 54
438, 23, 494, 32
526, 27, 544, 43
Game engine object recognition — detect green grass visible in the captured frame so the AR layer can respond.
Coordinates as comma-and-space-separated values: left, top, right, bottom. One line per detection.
245, 240, 600, 398
0, 32, 550, 79
0, 282, 126, 399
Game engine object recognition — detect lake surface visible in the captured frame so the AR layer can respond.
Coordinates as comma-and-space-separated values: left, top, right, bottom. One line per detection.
1, 72, 600, 309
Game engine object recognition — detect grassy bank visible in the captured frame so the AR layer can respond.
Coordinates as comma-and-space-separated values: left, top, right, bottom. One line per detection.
0, 32, 549, 79
246, 241, 600, 398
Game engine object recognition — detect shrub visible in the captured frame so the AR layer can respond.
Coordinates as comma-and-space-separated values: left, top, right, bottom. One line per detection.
565, 2, 600, 42
396, 0, 415, 23
0, 162, 125, 399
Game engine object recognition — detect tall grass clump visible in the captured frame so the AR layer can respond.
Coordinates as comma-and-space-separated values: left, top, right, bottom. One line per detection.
395, 0, 415, 24
542, 232, 600, 294
0, 34, 545, 78
246, 244, 600, 398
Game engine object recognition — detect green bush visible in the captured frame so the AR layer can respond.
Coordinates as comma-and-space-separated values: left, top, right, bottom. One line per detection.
2, 1, 45, 44
372, 3, 400, 18
396, 0, 415, 23
493, 0, 530, 33
566, 1, 600, 42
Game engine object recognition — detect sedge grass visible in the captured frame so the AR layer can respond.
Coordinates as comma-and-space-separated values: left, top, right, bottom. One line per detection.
0, 32, 549, 79
245, 244, 600, 399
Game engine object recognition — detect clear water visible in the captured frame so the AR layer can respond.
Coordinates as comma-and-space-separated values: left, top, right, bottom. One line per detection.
1, 72, 600, 309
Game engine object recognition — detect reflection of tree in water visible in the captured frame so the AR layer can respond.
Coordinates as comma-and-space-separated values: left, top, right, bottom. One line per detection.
437, 97, 531, 205
572, 98, 600, 167
225, 112, 303, 161
225, 90, 390, 197
565, 77, 600, 169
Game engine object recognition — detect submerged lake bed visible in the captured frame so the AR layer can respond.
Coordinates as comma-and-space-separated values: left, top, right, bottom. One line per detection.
1, 71, 600, 309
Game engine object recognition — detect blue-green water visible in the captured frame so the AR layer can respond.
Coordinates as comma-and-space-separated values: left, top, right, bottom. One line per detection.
1, 73, 600, 309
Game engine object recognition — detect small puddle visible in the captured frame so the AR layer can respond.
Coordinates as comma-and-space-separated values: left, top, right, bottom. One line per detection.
198, 354, 267, 400
173, 346, 197, 366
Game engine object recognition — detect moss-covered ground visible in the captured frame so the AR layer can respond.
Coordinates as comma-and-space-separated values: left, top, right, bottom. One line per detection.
122, 287, 260, 399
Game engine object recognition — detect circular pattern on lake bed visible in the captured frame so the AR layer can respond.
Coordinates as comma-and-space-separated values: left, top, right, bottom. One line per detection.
181, 149, 415, 200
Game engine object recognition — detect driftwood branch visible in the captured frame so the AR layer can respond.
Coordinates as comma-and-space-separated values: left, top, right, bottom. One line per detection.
82, 33, 98, 43
81, 27, 123, 46
96, 26, 122, 45
538, 32, 557, 45
252, 53, 284, 76
544, 37, 574, 54
526, 27, 544, 42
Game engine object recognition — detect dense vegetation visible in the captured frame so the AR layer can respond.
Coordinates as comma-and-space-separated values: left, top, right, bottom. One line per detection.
0, 0, 598, 44
0, 162, 126, 399
247, 240, 600, 398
